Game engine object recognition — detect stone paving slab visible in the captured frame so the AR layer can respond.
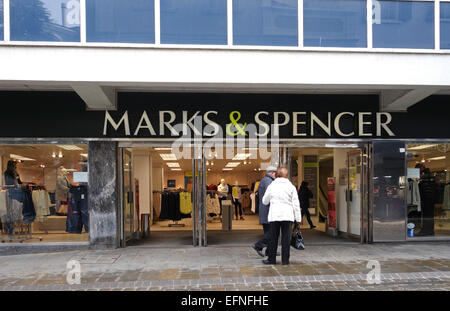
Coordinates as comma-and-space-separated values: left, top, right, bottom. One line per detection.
1, 243, 450, 290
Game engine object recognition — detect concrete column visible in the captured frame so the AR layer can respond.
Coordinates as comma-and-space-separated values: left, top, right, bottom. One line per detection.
88, 141, 119, 248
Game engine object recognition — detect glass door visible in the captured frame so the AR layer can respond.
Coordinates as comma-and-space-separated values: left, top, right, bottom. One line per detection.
192, 146, 207, 246
120, 148, 136, 246
346, 150, 362, 237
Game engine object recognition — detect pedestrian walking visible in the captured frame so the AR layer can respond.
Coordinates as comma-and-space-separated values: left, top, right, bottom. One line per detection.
251, 166, 277, 257
298, 181, 316, 229
262, 168, 302, 265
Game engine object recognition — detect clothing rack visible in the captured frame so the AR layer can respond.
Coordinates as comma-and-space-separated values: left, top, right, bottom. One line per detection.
1, 185, 43, 243
168, 220, 185, 227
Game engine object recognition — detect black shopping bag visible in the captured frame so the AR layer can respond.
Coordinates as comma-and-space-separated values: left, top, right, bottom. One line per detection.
291, 226, 305, 250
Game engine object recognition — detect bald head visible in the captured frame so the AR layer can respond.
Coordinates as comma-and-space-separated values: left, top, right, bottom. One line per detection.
276, 167, 289, 178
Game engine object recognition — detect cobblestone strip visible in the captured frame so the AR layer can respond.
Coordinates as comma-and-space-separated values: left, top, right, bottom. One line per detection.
1, 271, 450, 291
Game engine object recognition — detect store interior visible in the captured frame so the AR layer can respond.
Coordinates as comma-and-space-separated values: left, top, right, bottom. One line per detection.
0, 145, 89, 243
406, 143, 450, 237
127, 145, 363, 246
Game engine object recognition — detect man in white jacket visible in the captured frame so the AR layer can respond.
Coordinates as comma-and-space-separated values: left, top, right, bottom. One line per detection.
262, 168, 302, 265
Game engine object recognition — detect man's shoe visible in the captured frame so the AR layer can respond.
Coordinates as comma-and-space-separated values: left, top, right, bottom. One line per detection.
262, 259, 276, 265
310, 225, 317, 229
252, 245, 264, 257
282, 262, 290, 266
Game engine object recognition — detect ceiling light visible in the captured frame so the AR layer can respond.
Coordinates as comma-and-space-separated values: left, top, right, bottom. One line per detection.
10, 154, 36, 161
58, 151, 64, 158
39, 164, 46, 168
408, 144, 438, 150
160, 153, 177, 161
428, 156, 446, 161
154, 148, 172, 151
57, 145, 83, 151
226, 162, 241, 168
166, 163, 180, 168
171, 168, 182, 171
233, 153, 251, 160
80, 154, 88, 158
222, 168, 233, 171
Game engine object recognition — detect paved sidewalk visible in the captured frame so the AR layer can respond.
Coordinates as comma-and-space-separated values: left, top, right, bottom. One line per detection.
1, 242, 450, 291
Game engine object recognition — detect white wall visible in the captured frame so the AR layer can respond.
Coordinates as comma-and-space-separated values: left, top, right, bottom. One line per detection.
133, 153, 152, 215
0, 46, 450, 88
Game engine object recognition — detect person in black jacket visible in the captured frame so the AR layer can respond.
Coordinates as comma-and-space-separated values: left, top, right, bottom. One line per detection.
298, 181, 316, 229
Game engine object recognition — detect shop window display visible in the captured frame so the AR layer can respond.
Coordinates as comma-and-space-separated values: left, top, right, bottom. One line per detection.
0, 144, 89, 243
407, 143, 450, 237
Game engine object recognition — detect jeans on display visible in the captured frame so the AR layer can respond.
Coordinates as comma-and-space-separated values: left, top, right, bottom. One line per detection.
66, 186, 89, 234
267, 221, 293, 265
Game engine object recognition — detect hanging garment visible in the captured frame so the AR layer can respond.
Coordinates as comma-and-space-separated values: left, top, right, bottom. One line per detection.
254, 181, 261, 193
206, 194, 220, 215
159, 192, 182, 221
32, 190, 51, 222
407, 180, 421, 211
66, 185, 89, 234
153, 192, 161, 219
443, 184, 450, 210
240, 191, 251, 209
180, 192, 192, 215
0, 191, 7, 218
21, 190, 36, 224
250, 192, 256, 214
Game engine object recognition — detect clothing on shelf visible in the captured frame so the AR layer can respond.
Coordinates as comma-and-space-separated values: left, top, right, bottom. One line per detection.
407, 179, 421, 211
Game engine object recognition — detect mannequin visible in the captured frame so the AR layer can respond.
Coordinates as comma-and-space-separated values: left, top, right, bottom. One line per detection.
217, 179, 229, 218
232, 181, 244, 220
55, 167, 71, 215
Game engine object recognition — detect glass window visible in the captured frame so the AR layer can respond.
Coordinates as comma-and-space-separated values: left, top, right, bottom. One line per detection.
372, 0, 434, 49
160, 0, 227, 45
0, 0, 4, 41
10, 0, 80, 42
303, 0, 367, 48
86, 0, 155, 44
441, 2, 450, 50
406, 143, 450, 238
372, 141, 407, 242
0, 144, 89, 242
233, 0, 298, 46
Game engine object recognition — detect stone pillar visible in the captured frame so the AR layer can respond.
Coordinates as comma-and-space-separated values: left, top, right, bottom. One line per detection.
88, 141, 119, 248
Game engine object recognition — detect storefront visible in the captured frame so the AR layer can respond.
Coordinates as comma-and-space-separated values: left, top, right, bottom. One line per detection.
0, 91, 449, 250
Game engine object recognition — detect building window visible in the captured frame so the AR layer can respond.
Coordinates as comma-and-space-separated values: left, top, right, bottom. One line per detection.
10, 0, 80, 42
406, 143, 450, 238
0, 144, 89, 243
0, 0, 4, 41
441, 2, 450, 50
86, 0, 155, 44
303, 0, 367, 48
160, 0, 227, 45
372, 0, 434, 49
233, 0, 298, 46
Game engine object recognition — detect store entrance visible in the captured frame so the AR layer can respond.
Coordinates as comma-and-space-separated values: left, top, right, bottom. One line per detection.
119, 142, 367, 248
